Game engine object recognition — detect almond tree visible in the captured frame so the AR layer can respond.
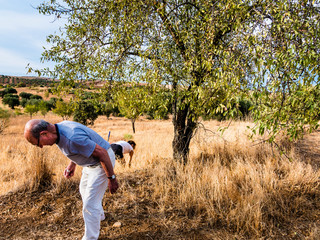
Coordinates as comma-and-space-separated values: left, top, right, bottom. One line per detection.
114, 85, 148, 133
34, 0, 320, 163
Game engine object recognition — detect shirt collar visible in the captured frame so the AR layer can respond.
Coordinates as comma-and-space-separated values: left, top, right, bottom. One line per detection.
54, 124, 60, 144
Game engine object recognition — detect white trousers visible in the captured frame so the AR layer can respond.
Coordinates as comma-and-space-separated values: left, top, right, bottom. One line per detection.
80, 148, 115, 240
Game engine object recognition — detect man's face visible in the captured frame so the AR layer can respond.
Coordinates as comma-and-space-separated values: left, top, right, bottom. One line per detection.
36, 131, 56, 148
24, 130, 54, 148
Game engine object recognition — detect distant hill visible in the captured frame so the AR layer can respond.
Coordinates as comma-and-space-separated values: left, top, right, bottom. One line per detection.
0, 75, 58, 87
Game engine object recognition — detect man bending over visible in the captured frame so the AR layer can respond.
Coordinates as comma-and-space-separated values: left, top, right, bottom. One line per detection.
24, 119, 118, 240
111, 140, 136, 168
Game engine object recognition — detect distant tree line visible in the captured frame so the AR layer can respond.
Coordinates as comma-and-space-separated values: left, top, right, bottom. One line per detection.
0, 75, 56, 87
0, 85, 254, 132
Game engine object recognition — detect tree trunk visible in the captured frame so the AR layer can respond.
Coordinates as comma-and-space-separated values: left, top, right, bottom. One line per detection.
172, 105, 197, 164
131, 119, 136, 134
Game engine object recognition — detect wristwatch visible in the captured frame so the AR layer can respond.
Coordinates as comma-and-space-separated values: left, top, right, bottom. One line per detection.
108, 174, 116, 180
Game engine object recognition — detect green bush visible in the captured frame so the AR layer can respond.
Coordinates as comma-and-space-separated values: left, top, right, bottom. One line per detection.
46, 97, 59, 110
53, 100, 74, 120
98, 101, 117, 119
0, 87, 17, 98
124, 134, 133, 141
4, 87, 17, 95
2, 94, 20, 109
238, 99, 253, 119
20, 98, 28, 108
30, 95, 43, 100
73, 100, 98, 126
25, 99, 42, 106
19, 92, 33, 99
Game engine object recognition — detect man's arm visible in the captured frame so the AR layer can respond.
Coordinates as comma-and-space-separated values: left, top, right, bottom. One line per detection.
128, 150, 134, 168
91, 144, 119, 194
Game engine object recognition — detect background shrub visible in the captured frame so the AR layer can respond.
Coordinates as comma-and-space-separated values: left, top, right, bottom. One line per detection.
73, 100, 98, 126
0, 107, 10, 133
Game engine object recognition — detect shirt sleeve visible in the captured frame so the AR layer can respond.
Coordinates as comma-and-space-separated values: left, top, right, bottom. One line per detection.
69, 128, 96, 158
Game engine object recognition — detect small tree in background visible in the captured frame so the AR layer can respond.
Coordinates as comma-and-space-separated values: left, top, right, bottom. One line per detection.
98, 101, 114, 119
114, 86, 147, 133
53, 100, 74, 120
38, 100, 49, 118
73, 100, 99, 126
2, 94, 20, 109
24, 104, 39, 118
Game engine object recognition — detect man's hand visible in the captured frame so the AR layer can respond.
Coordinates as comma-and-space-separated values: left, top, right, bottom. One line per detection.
64, 162, 76, 179
108, 178, 119, 194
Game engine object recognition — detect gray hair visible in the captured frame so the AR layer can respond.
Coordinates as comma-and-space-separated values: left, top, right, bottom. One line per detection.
30, 120, 50, 139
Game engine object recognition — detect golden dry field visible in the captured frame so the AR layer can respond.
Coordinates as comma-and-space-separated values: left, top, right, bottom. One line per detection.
0, 107, 320, 239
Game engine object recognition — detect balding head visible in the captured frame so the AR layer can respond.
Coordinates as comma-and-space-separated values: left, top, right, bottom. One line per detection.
24, 119, 50, 143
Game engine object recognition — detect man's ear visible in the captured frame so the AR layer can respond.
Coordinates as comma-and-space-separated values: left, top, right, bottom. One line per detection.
39, 130, 48, 136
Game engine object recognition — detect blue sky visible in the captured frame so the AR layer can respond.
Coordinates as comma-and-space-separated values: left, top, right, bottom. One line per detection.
0, 0, 65, 77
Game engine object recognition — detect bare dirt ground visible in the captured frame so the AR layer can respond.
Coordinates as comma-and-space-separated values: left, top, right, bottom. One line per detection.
0, 169, 218, 240
1, 133, 320, 240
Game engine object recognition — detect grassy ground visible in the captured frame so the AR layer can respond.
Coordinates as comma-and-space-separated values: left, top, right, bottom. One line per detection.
0, 113, 320, 239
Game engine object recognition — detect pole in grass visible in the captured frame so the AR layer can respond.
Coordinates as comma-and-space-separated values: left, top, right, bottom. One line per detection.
107, 131, 111, 142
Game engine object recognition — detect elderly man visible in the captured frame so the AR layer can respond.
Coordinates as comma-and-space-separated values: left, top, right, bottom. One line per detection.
24, 119, 119, 240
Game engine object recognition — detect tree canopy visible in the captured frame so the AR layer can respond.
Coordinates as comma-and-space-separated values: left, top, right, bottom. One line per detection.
34, 0, 320, 162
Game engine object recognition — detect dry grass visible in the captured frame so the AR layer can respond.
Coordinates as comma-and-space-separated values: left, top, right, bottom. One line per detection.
0, 114, 320, 239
